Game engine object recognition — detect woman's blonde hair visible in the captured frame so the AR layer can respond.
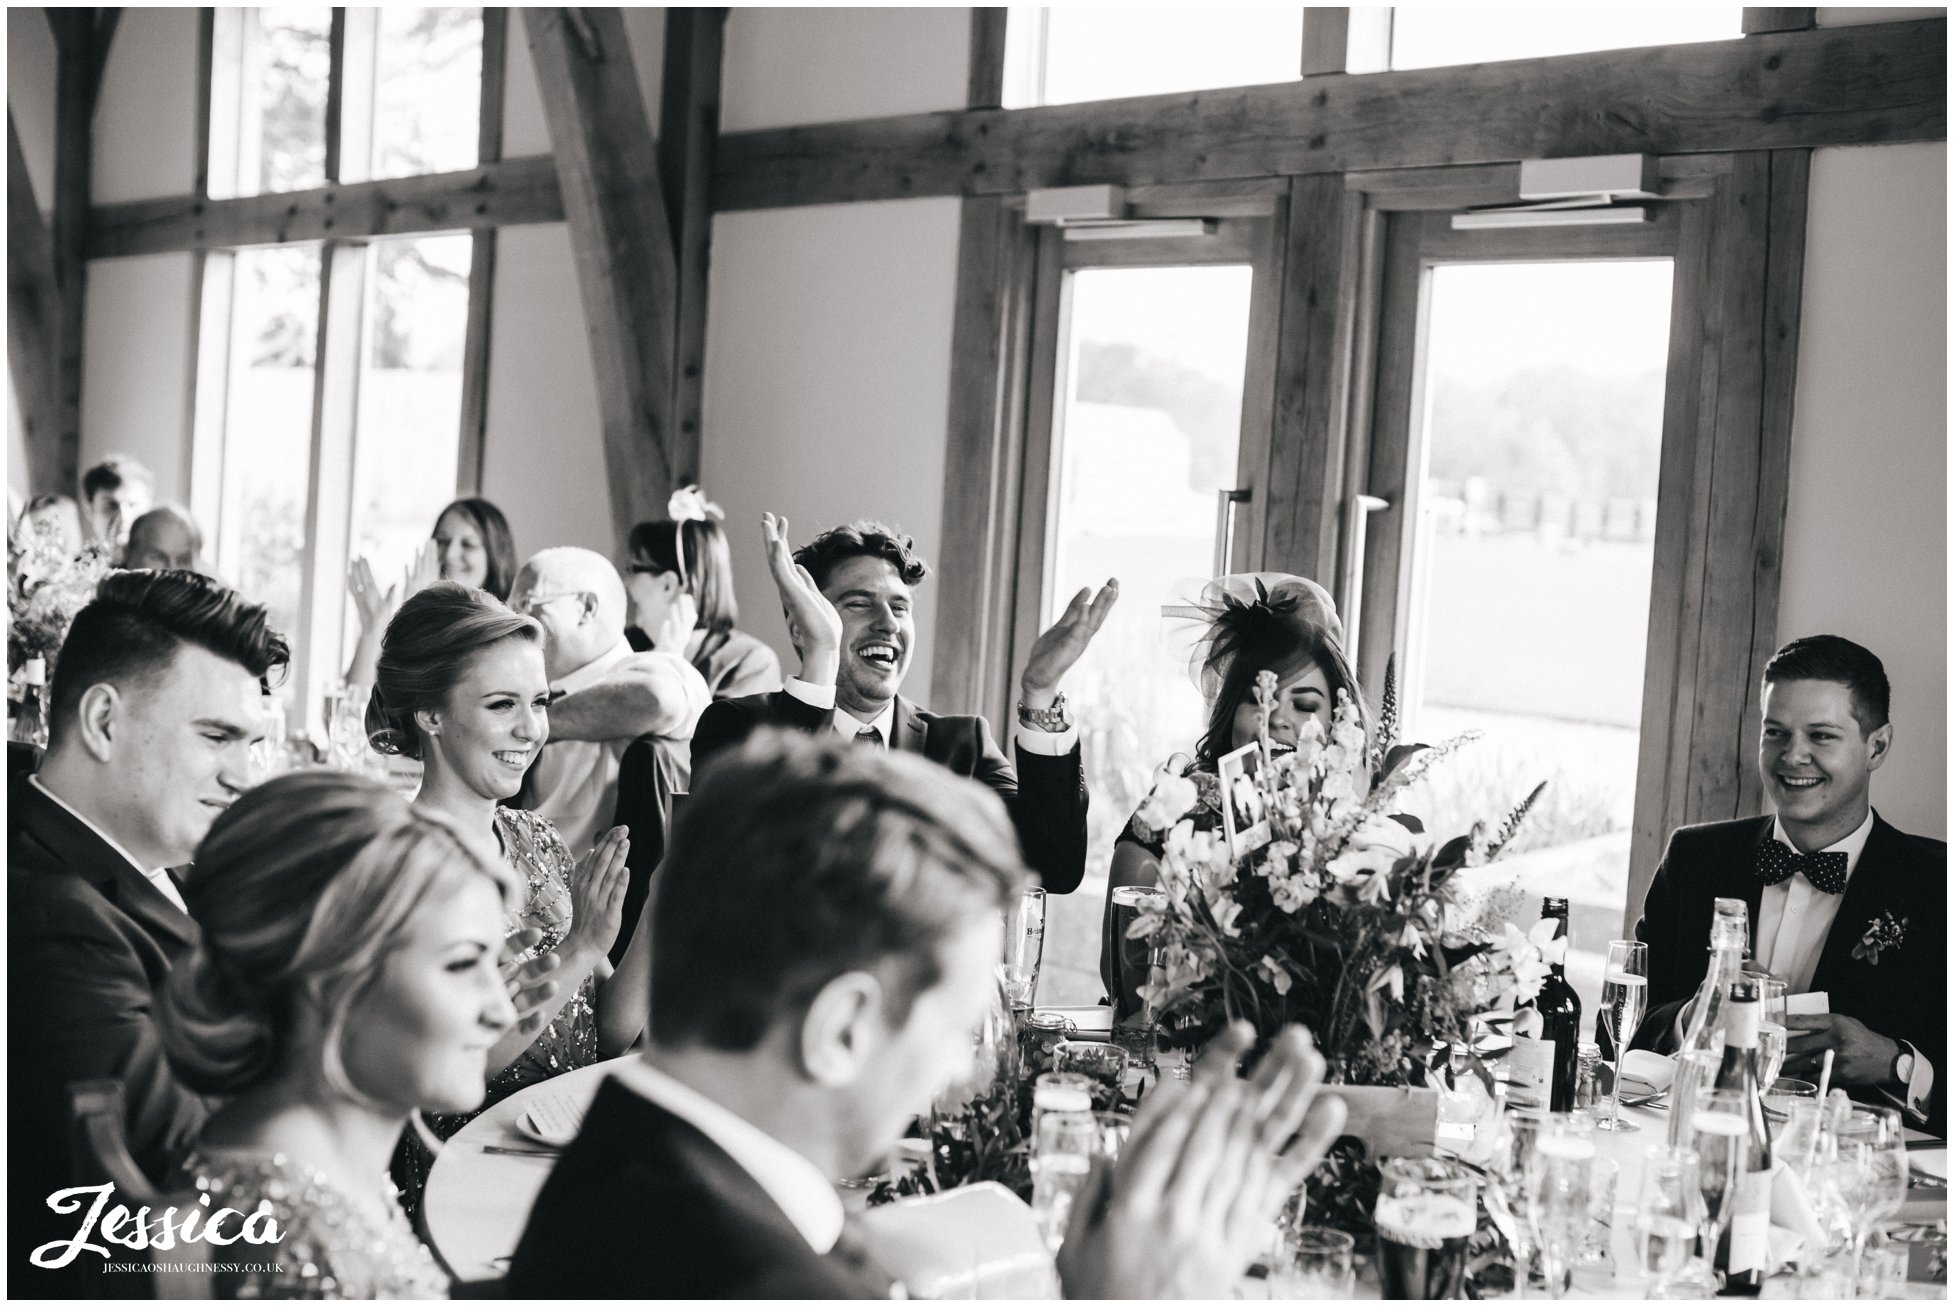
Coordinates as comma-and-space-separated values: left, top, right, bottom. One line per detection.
159, 771, 518, 1102
367, 581, 539, 760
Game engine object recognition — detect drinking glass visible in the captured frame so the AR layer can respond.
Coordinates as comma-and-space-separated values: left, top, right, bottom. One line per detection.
1270, 1226, 1357, 1299
1755, 979, 1789, 1087
1579, 1156, 1619, 1272
1032, 1072, 1095, 1122
1599, 941, 1648, 1133
1030, 1110, 1096, 1250
1054, 1040, 1129, 1110
1107, 886, 1166, 1027
1375, 1157, 1479, 1301
1633, 1145, 1705, 1299
1090, 1111, 1129, 1163
1686, 1089, 1755, 1291
1763, 1077, 1817, 1128
1003, 887, 1047, 1014
1524, 1124, 1596, 1298
1830, 1106, 1908, 1291
1485, 1106, 1549, 1298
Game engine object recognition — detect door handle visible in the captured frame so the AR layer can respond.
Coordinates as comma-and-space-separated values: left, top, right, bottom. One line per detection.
1339, 495, 1391, 660
1214, 488, 1252, 577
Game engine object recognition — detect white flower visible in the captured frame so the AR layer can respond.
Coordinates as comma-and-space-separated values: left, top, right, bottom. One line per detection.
1528, 916, 1569, 967
1269, 871, 1317, 914
1331, 710, 1366, 754
1327, 816, 1418, 883
1499, 921, 1551, 1003
1209, 894, 1244, 937
1320, 766, 1357, 803
1258, 954, 1294, 995
1136, 769, 1200, 831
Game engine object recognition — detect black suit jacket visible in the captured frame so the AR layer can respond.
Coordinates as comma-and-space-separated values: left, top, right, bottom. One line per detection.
691, 690, 1090, 894
509, 1077, 892, 1299
8, 773, 211, 1293
1628, 812, 1946, 1134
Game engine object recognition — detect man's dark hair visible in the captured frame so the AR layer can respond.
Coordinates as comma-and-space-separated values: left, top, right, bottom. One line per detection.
650, 730, 1025, 1052
1763, 634, 1890, 732
49, 570, 290, 748
793, 520, 930, 592
80, 455, 154, 501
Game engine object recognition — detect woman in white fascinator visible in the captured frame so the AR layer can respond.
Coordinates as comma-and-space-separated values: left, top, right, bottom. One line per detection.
1100, 572, 1370, 990
622, 485, 783, 700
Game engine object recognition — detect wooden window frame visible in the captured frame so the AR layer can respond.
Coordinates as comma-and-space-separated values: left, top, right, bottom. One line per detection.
1342, 154, 1809, 932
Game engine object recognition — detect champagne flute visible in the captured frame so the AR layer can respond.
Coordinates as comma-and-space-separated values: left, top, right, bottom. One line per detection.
1598, 941, 1648, 1133
1754, 978, 1788, 1090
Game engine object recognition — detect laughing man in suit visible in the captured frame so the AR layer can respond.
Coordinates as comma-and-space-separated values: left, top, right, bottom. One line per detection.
690, 514, 1116, 895
8, 571, 287, 1292
1629, 635, 1944, 1133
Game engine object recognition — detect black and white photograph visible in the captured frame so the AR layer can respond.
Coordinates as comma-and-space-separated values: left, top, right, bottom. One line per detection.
5, 3, 1946, 1299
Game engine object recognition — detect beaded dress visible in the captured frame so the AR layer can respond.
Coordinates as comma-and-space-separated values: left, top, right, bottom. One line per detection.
182, 1149, 448, 1299
487, 806, 600, 1094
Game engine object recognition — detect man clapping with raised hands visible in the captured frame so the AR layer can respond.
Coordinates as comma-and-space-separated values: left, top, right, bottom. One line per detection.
691, 514, 1116, 894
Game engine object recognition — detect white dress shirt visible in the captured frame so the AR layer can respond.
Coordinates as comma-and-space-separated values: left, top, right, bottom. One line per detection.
1755, 809, 1874, 993
783, 677, 1079, 755
1755, 809, 1933, 1121
610, 1057, 845, 1255
27, 774, 188, 915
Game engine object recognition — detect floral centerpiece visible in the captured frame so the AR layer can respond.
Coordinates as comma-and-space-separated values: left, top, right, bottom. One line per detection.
8, 517, 114, 743
1125, 662, 1547, 1245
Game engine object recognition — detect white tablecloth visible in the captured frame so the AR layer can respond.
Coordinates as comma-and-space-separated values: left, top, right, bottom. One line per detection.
423, 1064, 1944, 1296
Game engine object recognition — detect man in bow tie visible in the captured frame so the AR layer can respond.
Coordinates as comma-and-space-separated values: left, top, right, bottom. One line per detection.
1629, 635, 1944, 1133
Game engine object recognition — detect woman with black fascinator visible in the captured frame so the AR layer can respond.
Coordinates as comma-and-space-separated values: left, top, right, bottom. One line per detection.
1099, 573, 1369, 994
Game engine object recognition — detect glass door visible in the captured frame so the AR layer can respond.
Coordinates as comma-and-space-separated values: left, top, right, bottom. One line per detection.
1357, 211, 1681, 1021
1018, 212, 1280, 1005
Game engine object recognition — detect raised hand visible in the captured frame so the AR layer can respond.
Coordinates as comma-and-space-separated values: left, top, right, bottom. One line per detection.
1021, 579, 1118, 708
650, 590, 699, 656
762, 512, 842, 683
499, 927, 563, 1042
348, 556, 399, 634
407, 538, 441, 595
562, 826, 630, 964
1056, 1022, 1345, 1300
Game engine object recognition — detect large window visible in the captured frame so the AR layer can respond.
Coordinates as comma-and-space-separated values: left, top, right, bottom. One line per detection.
198, 8, 486, 735
1003, 7, 1306, 108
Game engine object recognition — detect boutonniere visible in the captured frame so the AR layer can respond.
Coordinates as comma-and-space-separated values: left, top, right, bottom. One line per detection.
1851, 911, 1907, 965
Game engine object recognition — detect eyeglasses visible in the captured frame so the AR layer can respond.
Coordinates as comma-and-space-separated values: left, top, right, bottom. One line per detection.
514, 591, 588, 616
624, 563, 666, 576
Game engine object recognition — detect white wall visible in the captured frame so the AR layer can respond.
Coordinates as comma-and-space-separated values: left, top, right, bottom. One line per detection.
78, 254, 198, 502
701, 9, 975, 701
478, 222, 613, 560
93, 7, 198, 203
1776, 142, 1946, 839
721, 6, 970, 131
700, 198, 963, 702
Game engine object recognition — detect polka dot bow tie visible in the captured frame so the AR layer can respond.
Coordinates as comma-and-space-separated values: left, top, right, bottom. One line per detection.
1756, 840, 1849, 894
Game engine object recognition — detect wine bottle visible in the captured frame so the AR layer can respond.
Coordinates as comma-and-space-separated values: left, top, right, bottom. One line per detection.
1710, 978, 1773, 1297
1511, 898, 1583, 1112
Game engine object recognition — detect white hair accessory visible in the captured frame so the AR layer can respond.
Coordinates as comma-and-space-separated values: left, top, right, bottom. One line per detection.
666, 485, 723, 524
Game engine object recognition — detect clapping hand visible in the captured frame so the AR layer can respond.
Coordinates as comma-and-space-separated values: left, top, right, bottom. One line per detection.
762, 512, 843, 683
348, 557, 399, 633
500, 927, 562, 1042
562, 826, 630, 965
1021, 580, 1118, 709
407, 539, 442, 594
1056, 1021, 1346, 1299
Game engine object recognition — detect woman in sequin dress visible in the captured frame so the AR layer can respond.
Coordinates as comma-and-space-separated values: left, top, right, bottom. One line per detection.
368, 584, 652, 1093
158, 771, 519, 1298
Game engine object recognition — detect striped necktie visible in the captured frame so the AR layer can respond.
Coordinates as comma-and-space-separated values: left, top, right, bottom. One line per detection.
854, 724, 885, 749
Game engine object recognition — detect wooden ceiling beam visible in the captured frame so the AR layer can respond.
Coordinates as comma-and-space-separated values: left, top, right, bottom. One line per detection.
711, 17, 1944, 212
86, 154, 567, 259
524, 6, 680, 549
657, 7, 726, 481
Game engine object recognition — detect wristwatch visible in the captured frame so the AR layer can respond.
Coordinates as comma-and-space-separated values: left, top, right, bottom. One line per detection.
1892, 1047, 1915, 1087
1017, 691, 1071, 733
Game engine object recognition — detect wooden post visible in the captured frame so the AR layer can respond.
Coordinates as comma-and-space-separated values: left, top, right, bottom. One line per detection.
458, 6, 508, 495
524, 7, 680, 548
8, 112, 63, 495
658, 6, 726, 488
47, 8, 100, 499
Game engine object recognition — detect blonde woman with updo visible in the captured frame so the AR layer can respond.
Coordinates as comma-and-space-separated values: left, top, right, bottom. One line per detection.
160, 771, 517, 1298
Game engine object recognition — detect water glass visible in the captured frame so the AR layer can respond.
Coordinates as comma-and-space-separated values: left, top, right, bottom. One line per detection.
1855, 1224, 1910, 1300
1525, 1124, 1597, 1298
1107, 885, 1166, 1026
1054, 1040, 1129, 1110
1755, 979, 1789, 1086
1032, 1072, 1095, 1121
1633, 1145, 1705, 1299
1091, 1111, 1129, 1163
1030, 1110, 1097, 1250
1270, 1226, 1356, 1299
1485, 1106, 1549, 1295
1375, 1157, 1479, 1301
1665, 1049, 1720, 1149
1831, 1106, 1908, 1289
1579, 1157, 1619, 1271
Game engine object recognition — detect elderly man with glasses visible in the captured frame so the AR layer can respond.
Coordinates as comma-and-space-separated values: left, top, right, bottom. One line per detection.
506, 547, 710, 861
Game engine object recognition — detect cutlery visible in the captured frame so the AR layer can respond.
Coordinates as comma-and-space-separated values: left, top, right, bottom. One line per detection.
481, 1143, 559, 1158
1620, 1092, 1668, 1109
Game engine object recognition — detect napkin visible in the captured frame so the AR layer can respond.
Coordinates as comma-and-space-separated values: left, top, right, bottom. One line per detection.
1771, 1164, 1827, 1250
1784, 992, 1830, 1017
853, 1181, 1059, 1300
1618, 1049, 1675, 1095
